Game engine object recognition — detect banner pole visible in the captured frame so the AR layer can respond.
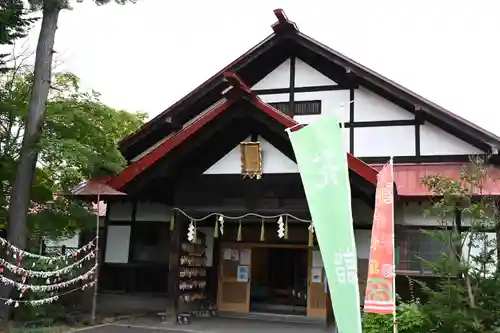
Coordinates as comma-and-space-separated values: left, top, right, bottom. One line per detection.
390, 156, 398, 333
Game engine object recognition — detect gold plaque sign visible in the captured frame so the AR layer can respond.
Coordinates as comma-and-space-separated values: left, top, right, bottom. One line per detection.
240, 141, 262, 179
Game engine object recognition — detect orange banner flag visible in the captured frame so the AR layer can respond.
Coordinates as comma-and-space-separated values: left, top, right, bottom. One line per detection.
364, 161, 395, 314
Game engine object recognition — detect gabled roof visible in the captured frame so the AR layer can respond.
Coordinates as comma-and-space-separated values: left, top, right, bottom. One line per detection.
105, 73, 378, 190
119, 8, 500, 160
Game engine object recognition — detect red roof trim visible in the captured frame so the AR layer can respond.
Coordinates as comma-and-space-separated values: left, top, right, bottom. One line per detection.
107, 73, 378, 189
272, 8, 299, 33
108, 99, 234, 189
371, 163, 500, 196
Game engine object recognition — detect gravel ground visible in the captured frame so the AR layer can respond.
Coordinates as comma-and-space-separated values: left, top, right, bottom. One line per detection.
70, 318, 333, 333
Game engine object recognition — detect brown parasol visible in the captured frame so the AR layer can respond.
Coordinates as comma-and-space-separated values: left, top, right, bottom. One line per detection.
69, 180, 126, 324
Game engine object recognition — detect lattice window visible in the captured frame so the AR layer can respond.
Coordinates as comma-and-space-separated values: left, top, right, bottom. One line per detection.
269, 100, 322, 117
240, 141, 262, 179
396, 229, 449, 274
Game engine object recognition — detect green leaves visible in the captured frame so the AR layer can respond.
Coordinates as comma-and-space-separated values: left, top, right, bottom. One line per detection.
0, 0, 37, 71
0, 70, 145, 237
412, 157, 500, 333
363, 302, 425, 333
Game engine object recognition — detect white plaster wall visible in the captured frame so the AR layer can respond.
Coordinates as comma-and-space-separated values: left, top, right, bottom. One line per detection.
353, 126, 415, 157
354, 88, 413, 122
203, 135, 299, 175
104, 225, 130, 264
252, 59, 290, 90
399, 202, 443, 227
108, 202, 133, 221
131, 56, 484, 166
252, 57, 337, 90
46, 233, 80, 248
294, 58, 337, 87
401, 202, 493, 228
135, 203, 172, 222
254, 57, 349, 128
420, 122, 484, 155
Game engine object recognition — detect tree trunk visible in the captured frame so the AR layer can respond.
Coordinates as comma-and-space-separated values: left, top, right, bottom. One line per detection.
0, 1, 61, 327
496, 221, 500, 274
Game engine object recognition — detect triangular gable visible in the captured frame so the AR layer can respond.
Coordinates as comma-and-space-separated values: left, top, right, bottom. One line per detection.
120, 8, 500, 160
252, 59, 291, 90
252, 58, 337, 90
105, 73, 378, 190
203, 135, 299, 175
294, 58, 337, 87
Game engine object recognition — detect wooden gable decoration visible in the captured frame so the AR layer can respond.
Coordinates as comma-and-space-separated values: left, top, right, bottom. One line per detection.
240, 141, 262, 179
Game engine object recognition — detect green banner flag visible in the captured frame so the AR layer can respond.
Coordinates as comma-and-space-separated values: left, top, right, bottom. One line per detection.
288, 116, 362, 333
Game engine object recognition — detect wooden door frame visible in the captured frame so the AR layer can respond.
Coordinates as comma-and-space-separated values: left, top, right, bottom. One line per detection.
217, 242, 309, 314
306, 247, 327, 318
217, 245, 252, 313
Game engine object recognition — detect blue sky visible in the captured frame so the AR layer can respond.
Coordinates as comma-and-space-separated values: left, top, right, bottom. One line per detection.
20, 0, 500, 135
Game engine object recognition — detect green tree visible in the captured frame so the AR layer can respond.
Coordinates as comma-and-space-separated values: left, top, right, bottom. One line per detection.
1, 69, 146, 236
0, 0, 36, 71
363, 157, 500, 333
8, 0, 137, 258
412, 156, 500, 333
0, 68, 146, 325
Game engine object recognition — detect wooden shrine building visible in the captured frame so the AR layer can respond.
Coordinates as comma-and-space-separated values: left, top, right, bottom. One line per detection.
75, 9, 500, 322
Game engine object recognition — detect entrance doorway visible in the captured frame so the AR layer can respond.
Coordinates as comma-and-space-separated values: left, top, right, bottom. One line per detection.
250, 247, 308, 315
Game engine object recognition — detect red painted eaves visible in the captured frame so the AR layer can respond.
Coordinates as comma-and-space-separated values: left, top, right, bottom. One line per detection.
108, 99, 235, 190
107, 72, 377, 190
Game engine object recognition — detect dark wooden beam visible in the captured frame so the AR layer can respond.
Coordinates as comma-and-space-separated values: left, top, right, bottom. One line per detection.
165, 116, 182, 131
344, 119, 416, 128
349, 88, 355, 154
414, 107, 422, 157
254, 84, 353, 95
167, 210, 183, 322
289, 56, 296, 116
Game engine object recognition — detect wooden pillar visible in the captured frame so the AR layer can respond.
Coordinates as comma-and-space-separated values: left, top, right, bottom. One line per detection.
167, 210, 182, 321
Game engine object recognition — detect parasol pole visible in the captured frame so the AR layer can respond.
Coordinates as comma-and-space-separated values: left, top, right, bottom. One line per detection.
90, 190, 100, 325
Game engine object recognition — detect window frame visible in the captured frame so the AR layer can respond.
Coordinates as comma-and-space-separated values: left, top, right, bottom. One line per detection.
129, 221, 171, 265
396, 228, 451, 276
